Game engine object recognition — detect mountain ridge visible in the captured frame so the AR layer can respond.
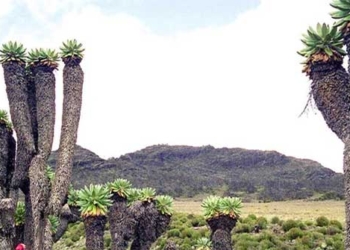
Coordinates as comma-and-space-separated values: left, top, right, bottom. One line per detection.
48, 144, 344, 201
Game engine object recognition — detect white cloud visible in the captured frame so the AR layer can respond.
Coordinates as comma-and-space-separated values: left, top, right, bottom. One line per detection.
0, 0, 14, 18
0, 0, 345, 172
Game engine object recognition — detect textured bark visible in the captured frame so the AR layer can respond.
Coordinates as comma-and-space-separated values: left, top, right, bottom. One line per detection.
83, 216, 107, 250
49, 61, 84, 215
23, 191, 34, 249
344, 139, 350, 249
33, 66, 55, 159
0, 123, 9, 190
310, 61, 350, 142
2, 62, 35, 153
155, 214, 171, 238
26, 70, 38, 151
2, 62, 36, 190
309, 61, 350, 249
207, 216, 236, 250
29, 155, 50, 250
109, 194, 133, 250
212, 229, 232, 250
129, 201, 160, 250
0, 198, 15, 249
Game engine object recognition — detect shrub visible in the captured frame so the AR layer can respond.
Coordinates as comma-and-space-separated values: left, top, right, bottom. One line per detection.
167, 229, 181, 237
329, 220, 342, 230
271, 216, 280, 224
247, 214, 257, 220
282, 219, 298, 232
234, 223, 252, 233
326, 226, 342, 235
256, 217, 268, 229
316, 216, 329, 227
286, 227, 304, 240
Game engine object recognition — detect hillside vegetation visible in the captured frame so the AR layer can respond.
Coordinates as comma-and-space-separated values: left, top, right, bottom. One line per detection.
48, 145, 344, 201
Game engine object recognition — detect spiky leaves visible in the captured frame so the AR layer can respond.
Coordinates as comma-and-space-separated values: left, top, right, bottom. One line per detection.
298, 23, 345, 75
48, 215, 59, 235
107, 179, 132, 198
14, 202, 25, 226
0, 41, 26, 64
46, 165, 55, 184
330, 0, 350, 32
155, 195, 173, 216
195, 237, 212, 250
27, 48, 59, 70
0, 110, 12, 131
77, 184, 112, 218
202, 196, 242, 220
67, 187, 79, 207
60, 39, 84, 64
139, 188, 156, 203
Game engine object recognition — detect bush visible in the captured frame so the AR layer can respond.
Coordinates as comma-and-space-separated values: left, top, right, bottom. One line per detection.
286, 228, 304, 240
329, 220, 342, 230
316, 216, 329, 227
256, 217, 268, 229
234, 223, 252, 233
326, 226, 342, 235
167, 229, 181, 237
282, 219, 298, 232
271, 216, 280, 224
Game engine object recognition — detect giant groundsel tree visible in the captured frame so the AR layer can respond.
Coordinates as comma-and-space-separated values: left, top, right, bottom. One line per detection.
298, 4, 350, 246
0, 39, 85, 249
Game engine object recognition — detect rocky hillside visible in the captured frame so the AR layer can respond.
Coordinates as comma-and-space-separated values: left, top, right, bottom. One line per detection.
48, 145, 344, 201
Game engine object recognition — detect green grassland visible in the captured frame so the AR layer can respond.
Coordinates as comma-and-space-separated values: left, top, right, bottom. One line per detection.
54, 200, 346, 250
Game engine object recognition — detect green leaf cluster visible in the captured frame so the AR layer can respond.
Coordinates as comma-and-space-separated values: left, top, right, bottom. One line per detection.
0, 110, 13, 130
60, 39, 84, 59
48, 215, 59, 234
330, 0, 350, 30
139, 187, 156, 202
201, 196, 243, 220
155, 195, 174, 216
67, 186, 80, 207
76, 184, 112, 218
15, 202, 25, 226
126, 188, 141, 205
298, 23, 345, 59
0, 41, 26, 64
27, 48, 59, 69
46, 165, 55, 184
107, 178, 132, 198
195, 237, 212, 250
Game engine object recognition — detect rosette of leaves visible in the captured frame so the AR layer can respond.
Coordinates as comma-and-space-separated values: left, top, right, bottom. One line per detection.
48, 215, 59, 234
107, 178, 132, 198
0, 110, 13, 130
202, 196, 221, 219
195, 237, 212, 250
297, 23, 345, 74
60, 39, 84, 63
330, 0, 350, 31
67, 187, 80, 207
15, 202, 25, 226
27, 48, 59, 70
155, 195, 174, 216
219, 197, 242, 218
126, 188, 141, 205
76, 184, 112, 218
139, 187, 156, 203
46, 165, 55, 184
0, 41, 26, 64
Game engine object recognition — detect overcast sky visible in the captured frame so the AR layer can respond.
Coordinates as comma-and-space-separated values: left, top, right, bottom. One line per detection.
0, 0, 345, 173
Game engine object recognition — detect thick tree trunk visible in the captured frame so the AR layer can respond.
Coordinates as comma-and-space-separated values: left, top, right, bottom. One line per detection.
207, 216, 237, 250
84, 216, 107, 250
23, 190, 34, 249
344, 139, 350, 249
29, 155, 50, 250
130, 239, 153, 250
2, 62, 36, 190
310, 61, 350, 142
109, 194, 132, 250
49, 61, 84, 215
33, 66, 56, 159
0, 198, 15, 249
13, 224, 24, 247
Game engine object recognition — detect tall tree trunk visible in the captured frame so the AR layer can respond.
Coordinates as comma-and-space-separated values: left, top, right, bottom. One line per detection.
344, 138, 350, 249
109, 194, 132, 250
29, 64, 56, 250
48, 60, 84, 215
0, 198, 15, 249
84, 216, 107, 250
